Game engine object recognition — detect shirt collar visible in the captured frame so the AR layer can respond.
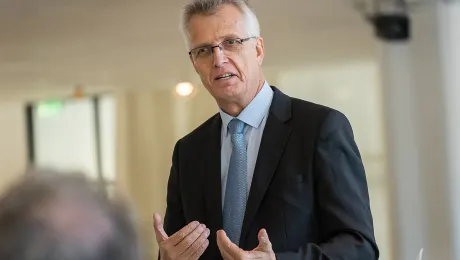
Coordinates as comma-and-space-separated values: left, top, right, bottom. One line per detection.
220, 81, 274, 136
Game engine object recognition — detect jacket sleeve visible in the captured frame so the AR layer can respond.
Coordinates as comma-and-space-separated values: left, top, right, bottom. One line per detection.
275, 110, 379, 260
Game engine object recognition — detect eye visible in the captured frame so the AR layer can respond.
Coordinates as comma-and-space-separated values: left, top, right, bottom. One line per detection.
225, 39, 238, 45
196, 47, 210, 56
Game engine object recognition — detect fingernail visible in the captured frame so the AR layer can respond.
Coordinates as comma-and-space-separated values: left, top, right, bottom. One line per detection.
192, 221, 199, 227
206, 229, 210, 236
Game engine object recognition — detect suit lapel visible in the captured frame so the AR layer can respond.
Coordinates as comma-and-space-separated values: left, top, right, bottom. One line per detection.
240, 87, 292, 247
204, 115, 223, 233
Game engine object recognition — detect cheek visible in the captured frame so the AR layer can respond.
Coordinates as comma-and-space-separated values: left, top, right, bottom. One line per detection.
240, 49, 258, 72
195, 65, 210, 79
239, 59, 255, 82
231, 57, 249, 77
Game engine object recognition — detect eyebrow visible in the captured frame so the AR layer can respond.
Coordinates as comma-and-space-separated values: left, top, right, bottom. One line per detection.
191, 43, 212, 50
191, 34, 243, 50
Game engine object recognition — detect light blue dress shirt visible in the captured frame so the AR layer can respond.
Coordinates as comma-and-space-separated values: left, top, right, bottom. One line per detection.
219, 81, 274, 207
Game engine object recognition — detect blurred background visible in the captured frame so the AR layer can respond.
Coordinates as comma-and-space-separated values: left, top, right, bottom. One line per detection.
0, 0, 459, 259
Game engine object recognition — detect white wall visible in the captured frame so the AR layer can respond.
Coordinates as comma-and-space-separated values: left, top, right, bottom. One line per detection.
0, 101, 27, 193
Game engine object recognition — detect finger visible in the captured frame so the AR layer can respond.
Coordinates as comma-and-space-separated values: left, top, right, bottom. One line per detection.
176, 224, 206, 254
190, 239, 209, 260
246, 251, 269, 259
217, 236, 234, 260
257, 229, 273, 252
216, 230, 232, 259
220, 247, 235, 260
217, 230, 241, 259
180, 227, 210, 258
153, 213, 168, 242
168, 221, 200, 246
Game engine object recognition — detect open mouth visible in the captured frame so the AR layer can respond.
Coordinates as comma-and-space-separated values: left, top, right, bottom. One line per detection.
215, 73, 235, 80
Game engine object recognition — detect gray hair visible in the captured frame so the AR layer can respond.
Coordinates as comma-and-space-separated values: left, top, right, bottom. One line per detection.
181, 0, 260, 48
0, 169, 141, 260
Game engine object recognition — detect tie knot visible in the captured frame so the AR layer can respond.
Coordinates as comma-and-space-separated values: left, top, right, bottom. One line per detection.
228, 119, 246, 135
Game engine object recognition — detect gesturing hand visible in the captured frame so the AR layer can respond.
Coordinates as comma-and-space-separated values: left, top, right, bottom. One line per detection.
153, 213, 210, 260
216, 229, 276, 260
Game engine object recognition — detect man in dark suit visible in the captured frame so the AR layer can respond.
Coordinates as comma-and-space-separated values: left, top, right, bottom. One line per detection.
153, 0, 379, 259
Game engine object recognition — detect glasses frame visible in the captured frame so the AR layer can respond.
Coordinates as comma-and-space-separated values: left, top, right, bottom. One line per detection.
188, 36, 257, 61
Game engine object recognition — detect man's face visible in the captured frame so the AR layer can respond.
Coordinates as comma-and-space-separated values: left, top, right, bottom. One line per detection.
188, 4, 264, 108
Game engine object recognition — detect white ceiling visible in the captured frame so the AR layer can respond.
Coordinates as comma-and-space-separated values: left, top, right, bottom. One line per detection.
0, 0, 377, 90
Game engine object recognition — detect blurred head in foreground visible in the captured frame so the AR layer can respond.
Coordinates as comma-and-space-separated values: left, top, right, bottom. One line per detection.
0, 169, 141, 260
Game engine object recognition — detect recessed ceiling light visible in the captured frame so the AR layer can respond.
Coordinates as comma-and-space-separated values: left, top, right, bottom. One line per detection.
175, 82, 194, 96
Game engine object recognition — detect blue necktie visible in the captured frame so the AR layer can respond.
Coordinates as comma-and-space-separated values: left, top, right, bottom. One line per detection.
223, 119, 247, 245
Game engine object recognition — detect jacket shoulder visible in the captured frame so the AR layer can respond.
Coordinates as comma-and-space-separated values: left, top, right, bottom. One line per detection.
179, 113, 220, 145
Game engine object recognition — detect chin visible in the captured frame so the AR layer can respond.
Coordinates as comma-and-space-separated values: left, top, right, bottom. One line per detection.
205, 79, 243, 98
216, 85, 240, 97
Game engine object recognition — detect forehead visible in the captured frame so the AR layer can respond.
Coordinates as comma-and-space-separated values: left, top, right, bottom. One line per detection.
188, 4, 247, 47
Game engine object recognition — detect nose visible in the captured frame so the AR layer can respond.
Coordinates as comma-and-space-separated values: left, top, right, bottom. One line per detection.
212, 46, 227, 67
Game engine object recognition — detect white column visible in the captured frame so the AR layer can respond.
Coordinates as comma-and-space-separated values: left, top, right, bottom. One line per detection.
438, 2, 460, 260
379, 43, 425, 260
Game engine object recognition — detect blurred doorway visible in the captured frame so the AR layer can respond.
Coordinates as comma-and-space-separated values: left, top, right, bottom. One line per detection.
25, 94, 116, 196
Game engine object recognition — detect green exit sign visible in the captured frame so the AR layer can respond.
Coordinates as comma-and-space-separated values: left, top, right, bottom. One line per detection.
37, 100, 64, 117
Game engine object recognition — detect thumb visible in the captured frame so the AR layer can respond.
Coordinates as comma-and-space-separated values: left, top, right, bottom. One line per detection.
257, 229, 272, 251
153, 213, 168, 242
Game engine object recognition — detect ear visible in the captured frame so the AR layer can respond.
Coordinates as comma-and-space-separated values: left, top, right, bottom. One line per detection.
255, 37, 265, 66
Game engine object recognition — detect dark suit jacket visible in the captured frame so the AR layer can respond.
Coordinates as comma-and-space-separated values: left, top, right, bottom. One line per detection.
163, 86, 379, 259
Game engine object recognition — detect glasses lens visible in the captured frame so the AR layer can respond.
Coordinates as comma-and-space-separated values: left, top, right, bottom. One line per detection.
192, 47, 211, 60
222, 39, 243, 53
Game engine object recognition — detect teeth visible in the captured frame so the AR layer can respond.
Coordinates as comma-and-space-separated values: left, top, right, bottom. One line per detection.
217, 73, 232, 79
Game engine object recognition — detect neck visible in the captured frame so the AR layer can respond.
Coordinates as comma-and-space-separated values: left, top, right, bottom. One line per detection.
219, 78, 265, 117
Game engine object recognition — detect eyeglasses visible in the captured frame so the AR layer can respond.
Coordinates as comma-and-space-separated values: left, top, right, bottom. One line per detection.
188, 37, 256, 62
